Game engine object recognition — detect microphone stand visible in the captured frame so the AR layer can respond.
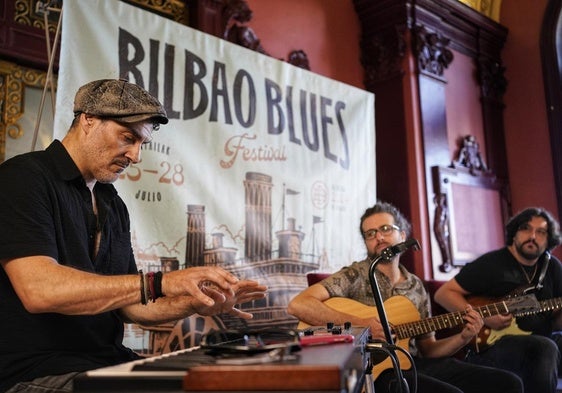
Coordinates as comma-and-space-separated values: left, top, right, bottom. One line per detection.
363, 239, 420, 393
368, 253, 394, 343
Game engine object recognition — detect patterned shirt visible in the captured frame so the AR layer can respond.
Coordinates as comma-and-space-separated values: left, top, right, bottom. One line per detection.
320, 258, 433, 355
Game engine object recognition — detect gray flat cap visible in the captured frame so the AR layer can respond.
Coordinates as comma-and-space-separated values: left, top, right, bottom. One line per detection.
73, 79, 168, 125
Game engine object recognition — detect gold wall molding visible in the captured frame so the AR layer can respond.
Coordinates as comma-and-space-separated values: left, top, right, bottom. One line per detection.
122, 0, 189, 24
14, 0, 61, 32
458, 0, 502, 22
15, 1, 187, 31
0, 60, 54, 162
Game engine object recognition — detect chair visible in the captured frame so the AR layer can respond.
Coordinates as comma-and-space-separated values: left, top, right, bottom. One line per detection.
306, 272, 331, 287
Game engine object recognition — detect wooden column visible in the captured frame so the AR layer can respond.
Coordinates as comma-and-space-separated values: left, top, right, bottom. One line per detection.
353, 0, 508, 278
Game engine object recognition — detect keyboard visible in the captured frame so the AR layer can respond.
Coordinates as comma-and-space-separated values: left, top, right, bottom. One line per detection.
74, 327, 370, 392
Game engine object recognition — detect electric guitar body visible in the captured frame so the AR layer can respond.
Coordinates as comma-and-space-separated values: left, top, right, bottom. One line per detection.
466, 294, 562, 352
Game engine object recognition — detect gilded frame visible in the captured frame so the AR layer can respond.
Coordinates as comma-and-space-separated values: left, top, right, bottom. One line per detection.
0, 60, 55, 163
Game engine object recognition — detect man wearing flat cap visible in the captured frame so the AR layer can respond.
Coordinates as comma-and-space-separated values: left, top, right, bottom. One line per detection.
0, 79, 267, 393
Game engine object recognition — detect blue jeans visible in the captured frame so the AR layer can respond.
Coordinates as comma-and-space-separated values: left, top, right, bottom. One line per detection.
466, 334, 560, 393
4, 372, 81, 393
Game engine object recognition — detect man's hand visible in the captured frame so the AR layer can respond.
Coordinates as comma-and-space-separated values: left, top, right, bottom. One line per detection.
483, 313, 514, 330
360, 316, 385, 341
162, 266, 242, 306
460, 305, 484, 341
189, 280, 267, 319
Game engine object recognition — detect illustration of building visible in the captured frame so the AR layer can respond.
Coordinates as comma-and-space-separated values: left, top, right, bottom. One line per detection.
185, 171, 320, 329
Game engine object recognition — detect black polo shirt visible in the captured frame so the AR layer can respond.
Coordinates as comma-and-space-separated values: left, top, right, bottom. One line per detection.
0, 140, 139, 391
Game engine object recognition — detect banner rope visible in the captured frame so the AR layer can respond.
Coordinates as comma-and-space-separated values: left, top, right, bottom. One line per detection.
32, 1, 63, 152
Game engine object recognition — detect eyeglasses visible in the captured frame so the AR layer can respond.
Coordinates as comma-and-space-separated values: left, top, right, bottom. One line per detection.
518, 224, 548, 238
363, 224, 399, 240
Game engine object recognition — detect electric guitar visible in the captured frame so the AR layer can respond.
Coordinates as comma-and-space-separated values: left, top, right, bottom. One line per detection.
297, 294, 540, 378
468, 294, 562, 352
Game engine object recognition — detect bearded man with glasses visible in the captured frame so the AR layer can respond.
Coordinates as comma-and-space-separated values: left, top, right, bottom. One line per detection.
288, 200, 522, 393
435, 207, 562, 393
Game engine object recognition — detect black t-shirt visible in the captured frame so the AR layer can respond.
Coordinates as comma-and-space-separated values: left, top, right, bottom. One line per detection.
454, 247, 562, 336
0, 140, 139, 391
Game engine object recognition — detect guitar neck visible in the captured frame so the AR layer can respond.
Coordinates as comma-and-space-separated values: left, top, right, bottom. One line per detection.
393, 301, 509, 340
513, 296, 562, 317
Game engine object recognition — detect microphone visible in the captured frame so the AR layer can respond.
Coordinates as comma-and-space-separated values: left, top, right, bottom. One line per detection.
380, 238, 420, 261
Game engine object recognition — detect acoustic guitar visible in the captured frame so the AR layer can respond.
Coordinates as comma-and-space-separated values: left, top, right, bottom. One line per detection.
297, 294, 539, 378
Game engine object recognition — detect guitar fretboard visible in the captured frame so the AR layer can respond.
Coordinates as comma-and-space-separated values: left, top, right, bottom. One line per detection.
513, 296, 562, 317
394, 291, 545, 340
393, 311, 463, 339
393, 301, 511, 339
477, 302, 511, 318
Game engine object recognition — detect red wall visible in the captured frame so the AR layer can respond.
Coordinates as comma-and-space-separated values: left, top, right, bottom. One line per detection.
501, 2, 558, 214
246, 0, 363, 89
501, 1, 561, 259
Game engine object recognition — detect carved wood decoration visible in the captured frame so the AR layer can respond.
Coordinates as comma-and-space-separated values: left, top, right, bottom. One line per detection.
361, 26, 407, 88
478, 55, 509, 179
433, 135, 509, 272
223, 0, 267, 54
451, 135, 489, 174
221, 0, 310, 70
433, 192, 452, 271
478, 57, 508, 100
286, 50, 310, 70
0, 1, 58, 70
412, 25, 454, 78
123, 0, 189, 23
14, 0, 62, 31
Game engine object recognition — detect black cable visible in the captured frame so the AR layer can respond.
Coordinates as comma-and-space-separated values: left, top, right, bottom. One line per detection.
365, 342, 408, 393
389, 344, 417, 393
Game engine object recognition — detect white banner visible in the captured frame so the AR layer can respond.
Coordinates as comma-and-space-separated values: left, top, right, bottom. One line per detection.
56, 0, 375, 338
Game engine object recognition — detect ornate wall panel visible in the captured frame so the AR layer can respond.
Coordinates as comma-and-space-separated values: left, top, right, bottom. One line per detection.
122, 0, 189, 24
353, 0, 508, 278
0, 60, 53, 162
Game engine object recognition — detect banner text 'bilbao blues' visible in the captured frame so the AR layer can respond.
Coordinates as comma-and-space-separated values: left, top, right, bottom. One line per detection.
117, 28, 351, 170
